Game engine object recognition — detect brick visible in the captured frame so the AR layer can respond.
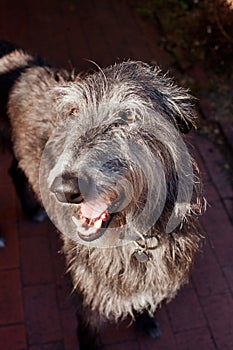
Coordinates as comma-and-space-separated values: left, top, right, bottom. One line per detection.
91, 0, 135, 62
201, 293, 233, 350
0, 153, 11, 174
20, 2, 53, 59
48, 228, 66, 287
20, 234, 53, 285
1, 0, 27, 44
23, 284, 62, 345
203, 180, 221, 205
111, 0, 154, 62
48, 231, 74, 311
104, 340, 140, 350
29, 341, 64, 350
72, 2, 113, 67
190, 65, 209, 92
62, 0, 104, 66
0, 269, 24, 325
18, 217, 50, 238
200, 201, 233, 265
223, 198, 233, 222
199, 97, 215, 120
26, 0, 68, 68
131, 3, 169, 67
0, 220, 19, 269
56, 277, 74, 311
167, 284, 206, 332
219, 117, 233, 152
0, 324, 27, 350
175, 327, 216, 350
0, 175, 17, 222
61, 309, 79, 350
191, 242, 229, 297
59, 0, 94, 70
0, 198, 17, 222
195, 134, 232, 200
222, 265, 233, 293
100, 317, 136, 345
187, 136, 211, 183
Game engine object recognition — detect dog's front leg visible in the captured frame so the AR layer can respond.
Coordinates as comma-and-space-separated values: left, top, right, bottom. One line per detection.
76, 307, 103, 350
135, 310, 161, 339
8, 156, 46, 222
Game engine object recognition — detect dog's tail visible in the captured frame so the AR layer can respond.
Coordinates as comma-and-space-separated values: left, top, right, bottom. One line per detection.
0, 40, 48, 105
0, 40, 47, 148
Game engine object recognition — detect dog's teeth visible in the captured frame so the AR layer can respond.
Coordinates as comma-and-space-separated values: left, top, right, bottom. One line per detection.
72, 215, 102, 233
100, 212, 109, 222
94, 218, 103, 229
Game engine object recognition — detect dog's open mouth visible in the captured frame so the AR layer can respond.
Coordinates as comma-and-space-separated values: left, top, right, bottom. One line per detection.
72, 195, 116, 242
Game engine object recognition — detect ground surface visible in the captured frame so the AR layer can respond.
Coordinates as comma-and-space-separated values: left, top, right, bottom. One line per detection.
135, 0, 233, 123
0, 1, 232, 350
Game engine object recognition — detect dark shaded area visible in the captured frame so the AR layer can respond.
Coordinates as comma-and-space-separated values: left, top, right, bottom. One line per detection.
135, 0, 233, 128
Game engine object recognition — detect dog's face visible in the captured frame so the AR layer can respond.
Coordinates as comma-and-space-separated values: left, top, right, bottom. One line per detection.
39, 62, 198, 247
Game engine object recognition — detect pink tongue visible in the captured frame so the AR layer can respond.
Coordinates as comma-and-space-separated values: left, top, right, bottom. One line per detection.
80, 199, 109, 221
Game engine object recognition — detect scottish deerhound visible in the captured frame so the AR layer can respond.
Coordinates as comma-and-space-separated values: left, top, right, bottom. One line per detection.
0, 40, 204, 349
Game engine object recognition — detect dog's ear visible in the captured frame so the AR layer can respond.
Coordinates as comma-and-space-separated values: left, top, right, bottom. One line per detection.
149, 65, 198, 134
130, 62, 198, 134
164, 92, 198, 134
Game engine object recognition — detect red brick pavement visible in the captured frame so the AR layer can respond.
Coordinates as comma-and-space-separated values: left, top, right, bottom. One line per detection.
0, 1, 232, 349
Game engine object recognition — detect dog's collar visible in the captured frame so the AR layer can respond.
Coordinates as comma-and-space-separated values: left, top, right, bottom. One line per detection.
132, 237, 159, 263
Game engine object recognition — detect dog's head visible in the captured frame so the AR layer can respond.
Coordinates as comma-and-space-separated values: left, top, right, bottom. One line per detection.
40, 61, 201, 247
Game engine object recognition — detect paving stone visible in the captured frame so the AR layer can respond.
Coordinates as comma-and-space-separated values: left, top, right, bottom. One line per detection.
29, 341, 64, 350
166, 284, 206, 333
195, 134, 233, 200
100, 318, 137, 345
201, 293, 233, 350
61, 309, 79, 350
0, 324, 27, 350
0, 220, 19, 269
20, 234, 53, 285
192, 241, 229, 297
17, 217, 50, 238
104, 340, 140, 350
200, 201, 233, 266
0, 269, 24, 325
222, 265, 233, 293
23, 284, 62, 346
223, 198, 233, 223
175, 327, 216, 350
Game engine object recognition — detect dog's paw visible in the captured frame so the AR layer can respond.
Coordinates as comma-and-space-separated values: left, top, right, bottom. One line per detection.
135, 312, 161, 339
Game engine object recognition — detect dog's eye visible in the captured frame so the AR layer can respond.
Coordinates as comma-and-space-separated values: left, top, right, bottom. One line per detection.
126, 112, 137, 122
119, 110, 138, 123
70, 107, 79, 117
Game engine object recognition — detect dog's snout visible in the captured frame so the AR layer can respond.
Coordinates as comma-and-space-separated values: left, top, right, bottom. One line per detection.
50, 174, 83, 204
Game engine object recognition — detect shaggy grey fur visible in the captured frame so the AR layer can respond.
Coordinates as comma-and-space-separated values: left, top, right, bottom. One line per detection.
0, 41, 204, 349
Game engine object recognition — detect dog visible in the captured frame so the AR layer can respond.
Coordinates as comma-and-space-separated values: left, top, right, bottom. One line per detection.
0, 40, 204, 349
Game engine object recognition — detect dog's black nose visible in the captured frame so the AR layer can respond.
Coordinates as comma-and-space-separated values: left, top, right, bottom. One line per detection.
50, 174, 83, 204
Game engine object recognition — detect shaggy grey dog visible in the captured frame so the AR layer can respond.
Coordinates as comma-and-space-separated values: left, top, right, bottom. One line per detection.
0, 41, 204, 349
